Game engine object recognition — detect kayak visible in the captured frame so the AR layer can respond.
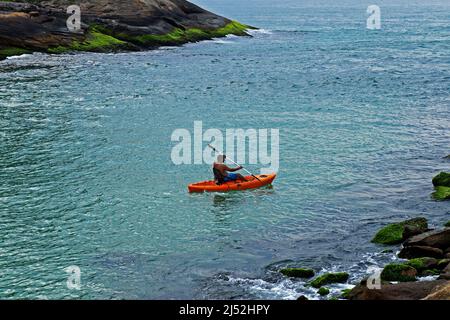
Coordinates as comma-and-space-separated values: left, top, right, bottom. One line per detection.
188, 173, 277, 193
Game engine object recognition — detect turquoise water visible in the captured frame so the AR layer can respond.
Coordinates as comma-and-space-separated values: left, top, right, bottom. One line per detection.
1, 0, 449, 299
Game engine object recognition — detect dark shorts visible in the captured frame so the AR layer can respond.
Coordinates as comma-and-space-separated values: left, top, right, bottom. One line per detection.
223, 173, 238, 182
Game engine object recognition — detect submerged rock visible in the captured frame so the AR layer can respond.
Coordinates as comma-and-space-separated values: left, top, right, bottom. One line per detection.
280, 268, 315, 278
371, 217, 428, 245
432, 172, 450, 187
310, 272, 349, 288
381, 263, 417, 282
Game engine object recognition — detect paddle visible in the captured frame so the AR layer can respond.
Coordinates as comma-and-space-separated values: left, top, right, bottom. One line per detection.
207, 144, 262, 182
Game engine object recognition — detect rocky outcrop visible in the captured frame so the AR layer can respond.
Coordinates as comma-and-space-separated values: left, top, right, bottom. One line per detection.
0, 0, 251, 59
422, 282, 450, 300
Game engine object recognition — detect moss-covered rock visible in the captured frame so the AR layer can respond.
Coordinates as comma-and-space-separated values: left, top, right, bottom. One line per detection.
381, 263, 417, 282
0, 47, 30, 60
406, 257, 439, 275
371, 217, 428, 245
432, 172, 450, 187
317, 287, 330, 296
420, 269, 440, 277
445, 221, 450, 228
310, 272, 349, 288
340, 288, 352, 299
432, 186, 450, 201
280, 268, 315, 278
437, 259, 450, 270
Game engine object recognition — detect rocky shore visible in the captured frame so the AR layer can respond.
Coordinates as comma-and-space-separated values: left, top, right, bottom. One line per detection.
281, 171, 450, 300
0, 0, 252, 60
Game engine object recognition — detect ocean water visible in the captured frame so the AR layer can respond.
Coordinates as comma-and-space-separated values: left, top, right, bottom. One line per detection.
1, 0, 449, 299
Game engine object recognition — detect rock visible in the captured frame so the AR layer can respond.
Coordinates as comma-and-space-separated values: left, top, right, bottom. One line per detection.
371, 217, 428, 245
432, 172, 450, 187
310, 272, 349, 288
280, 268, 315, 278
445, 221, 450, 228
296, 295, 308, 301
432, 186, 450, 201
446, 253, 450, 259
404, 229, 450, 250
422, 281, 450, 300
0, 0, 252, 59
420, 269, 440, 276
381, 263, 417, 282
348, 280, 448, 300
437, 259, 450, 270
398, 246, 444, 259
317, 287, 330, 296
405, 257, 439, 273
403, 225, 426, 240
340, 289, 352, 299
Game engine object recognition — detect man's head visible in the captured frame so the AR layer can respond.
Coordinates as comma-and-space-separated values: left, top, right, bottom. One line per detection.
217, 155, 226, 163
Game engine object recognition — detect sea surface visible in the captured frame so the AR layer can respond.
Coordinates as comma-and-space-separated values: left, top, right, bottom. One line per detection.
1, 0, 449, 299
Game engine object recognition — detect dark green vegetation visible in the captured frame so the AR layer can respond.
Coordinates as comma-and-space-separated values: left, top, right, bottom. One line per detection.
310, 272, 349, 288
380, 263, 417, 282
371, 217, 428, 245
317, 287, 330, 296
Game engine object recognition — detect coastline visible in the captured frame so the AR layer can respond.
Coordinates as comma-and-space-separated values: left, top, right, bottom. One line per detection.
281, 171, 450, 300
0, 0, 253, 60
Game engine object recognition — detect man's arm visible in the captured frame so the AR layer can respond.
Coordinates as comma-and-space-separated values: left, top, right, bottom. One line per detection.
224, 165, 243, 172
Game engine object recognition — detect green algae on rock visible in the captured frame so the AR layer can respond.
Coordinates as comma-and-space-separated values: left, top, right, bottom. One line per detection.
317, 287, 330, 296
381, 263, 417, 282
280, 268, 315, 278
310, 272, 349, 288
371, 217, 428, 245
432, 186, 450, 201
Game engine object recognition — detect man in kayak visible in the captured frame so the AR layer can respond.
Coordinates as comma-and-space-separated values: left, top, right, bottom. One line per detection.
213, 155, 246, 184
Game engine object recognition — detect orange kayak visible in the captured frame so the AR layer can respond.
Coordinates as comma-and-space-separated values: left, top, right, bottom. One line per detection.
188, 173, 277, 193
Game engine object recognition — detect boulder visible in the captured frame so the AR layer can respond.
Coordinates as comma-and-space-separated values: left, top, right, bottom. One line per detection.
296, 295, 308, 301
310, 272, 349, 288
422, 281, 450, 300
280, 268, 315, 278
403, 225, 426, 240
371, 217, 428, 245
398, 246, 444, 259
348, 280, 448, 300
381, 263, 417, 282
317, 287, 330, 296
404, 229, 450, 250
432, 172, 450, 187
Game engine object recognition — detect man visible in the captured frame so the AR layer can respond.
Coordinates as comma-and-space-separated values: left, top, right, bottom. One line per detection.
213, 155, 246, 184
